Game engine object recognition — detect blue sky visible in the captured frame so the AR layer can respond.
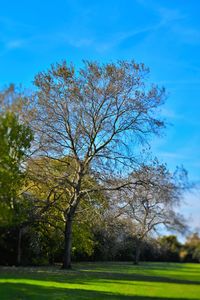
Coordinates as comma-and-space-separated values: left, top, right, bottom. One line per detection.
0, 0, 199, 234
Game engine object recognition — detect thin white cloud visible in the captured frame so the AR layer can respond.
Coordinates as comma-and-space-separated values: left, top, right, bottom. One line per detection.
158, 151, 187, 160
6, 39, 24, 49
0, 16, 34, 32
87, 23, 163, 53
182, 190, 200, 230
0, 16, 35, 53
136, 0, 200, 45
58, 33, 94, 48
159, 107, 183, 120
136, 0, 186, 23
157, 79, 200, 85
92, 2, 188, 53
157, 7, 186, 25
172, 26, 200, 45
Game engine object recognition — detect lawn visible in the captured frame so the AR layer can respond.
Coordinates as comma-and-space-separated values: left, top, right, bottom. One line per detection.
0, 262, 200, 300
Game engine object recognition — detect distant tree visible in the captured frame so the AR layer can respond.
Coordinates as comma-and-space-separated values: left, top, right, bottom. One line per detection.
0, 112, 32, 200
0, 85, 33, 265
184, 233, 200, 262
0, 84, 33, 203
91, 212, 133, 261
0, 101, 33, 265
157, 235, 182, 262
118, 160, 187, 264
25, 60, 165, 268
0, 84, 22, 112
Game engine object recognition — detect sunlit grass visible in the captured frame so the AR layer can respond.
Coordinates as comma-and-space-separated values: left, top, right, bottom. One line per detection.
0, 262, 200, 299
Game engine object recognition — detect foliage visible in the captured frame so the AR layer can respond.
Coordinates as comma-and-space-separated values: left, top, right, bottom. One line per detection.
0, 62, 191, 267
0, 112, 33, 200
157, 235, 182, 262
0, 111, 33, 231
184, 233, 200, 262
109, 160, 187, 263
25, 60, 166, 268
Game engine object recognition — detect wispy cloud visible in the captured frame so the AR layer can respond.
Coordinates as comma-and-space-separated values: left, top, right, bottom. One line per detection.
0, 16, 34, 53
0, 16, 33, 31
157, 151, 187, 160
0, 1, 191, 55
5, 39, 25, 49
172, 26, 200, 45
157, 6, 186, 25
91, 2, 188, 53
159, 107, 183, 120
136, 0, 186, 22
182, 191, 200, 230
136, 0, 200, 45
96, 24, 160, 52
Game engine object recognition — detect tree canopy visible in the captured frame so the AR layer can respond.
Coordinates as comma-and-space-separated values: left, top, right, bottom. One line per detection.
24, 60, 166, 268
0, 111, 33, 204
0, 60, 190, 268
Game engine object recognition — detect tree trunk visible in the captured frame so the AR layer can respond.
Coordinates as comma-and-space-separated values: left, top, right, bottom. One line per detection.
62, 216, 73, 269
17, 227, 22, 266
134, 240, 141, 265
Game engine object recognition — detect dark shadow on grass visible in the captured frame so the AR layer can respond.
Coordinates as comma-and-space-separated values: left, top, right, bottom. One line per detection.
0, 263, 200, 288
0, 269, 200, 286
76, 262, 186, 270
134, 263, 200, 272
0, 282, 196, 300
75, 271, 200, 285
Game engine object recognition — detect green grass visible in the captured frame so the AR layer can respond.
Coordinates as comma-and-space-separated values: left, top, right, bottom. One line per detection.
0, 262, 200, 299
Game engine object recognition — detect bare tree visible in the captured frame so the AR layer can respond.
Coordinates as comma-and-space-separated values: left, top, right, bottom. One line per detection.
25, 60, 165, 268
119, 161, 187, 264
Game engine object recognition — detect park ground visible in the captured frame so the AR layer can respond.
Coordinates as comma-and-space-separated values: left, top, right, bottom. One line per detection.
0, 262, 200, 300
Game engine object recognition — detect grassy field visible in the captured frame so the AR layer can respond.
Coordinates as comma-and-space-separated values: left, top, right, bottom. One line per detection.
0, 262, 200, 300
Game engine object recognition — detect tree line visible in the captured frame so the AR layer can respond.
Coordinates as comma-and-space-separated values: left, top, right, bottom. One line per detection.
0, 61, 191, 268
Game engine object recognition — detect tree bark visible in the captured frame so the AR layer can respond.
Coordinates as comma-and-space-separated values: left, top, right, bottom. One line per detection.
17, 227, 22, 266
62, 215, 73, 269
134, 240, 141, 265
